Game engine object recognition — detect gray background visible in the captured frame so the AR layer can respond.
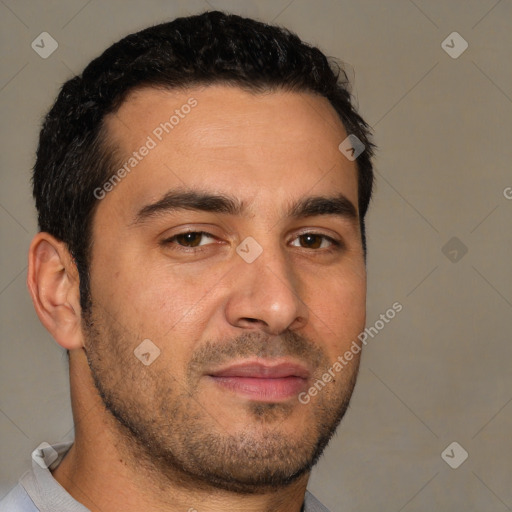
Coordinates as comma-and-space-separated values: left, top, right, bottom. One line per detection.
1, 0, 511, 510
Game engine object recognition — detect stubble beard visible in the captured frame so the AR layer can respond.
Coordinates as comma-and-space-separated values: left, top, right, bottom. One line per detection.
81, 304, 360, 494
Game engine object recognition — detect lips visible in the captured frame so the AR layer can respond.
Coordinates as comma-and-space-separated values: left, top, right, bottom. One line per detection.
207, 361, 310, 402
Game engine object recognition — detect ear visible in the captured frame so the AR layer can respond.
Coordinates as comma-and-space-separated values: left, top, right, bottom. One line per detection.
27, 232, 84, 350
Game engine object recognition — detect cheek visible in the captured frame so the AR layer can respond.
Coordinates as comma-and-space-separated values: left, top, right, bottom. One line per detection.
88, 262, 223, 385
304, 265, 366, 351
97, 257, 226, 344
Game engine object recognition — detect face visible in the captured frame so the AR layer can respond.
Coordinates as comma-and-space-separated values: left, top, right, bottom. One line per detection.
83, 85, 366, 492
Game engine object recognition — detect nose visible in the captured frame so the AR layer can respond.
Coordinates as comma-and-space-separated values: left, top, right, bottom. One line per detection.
224, 246, 309, 336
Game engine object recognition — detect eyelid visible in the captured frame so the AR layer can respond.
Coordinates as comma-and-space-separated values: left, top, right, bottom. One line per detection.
289, 233, 341, 249
160, 228, 344, 252
161, 230, 219, 246
159, 222, 224, 240
288, 228, 342, 245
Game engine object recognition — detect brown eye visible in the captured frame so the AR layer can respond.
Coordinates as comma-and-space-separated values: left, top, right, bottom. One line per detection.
290, 233, 340, 250
299, 234, 323, 249
175, 232, 202, 247
169, 232, 216, 247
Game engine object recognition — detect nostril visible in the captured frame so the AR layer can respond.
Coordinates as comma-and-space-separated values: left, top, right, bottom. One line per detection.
239, 317, 270, 329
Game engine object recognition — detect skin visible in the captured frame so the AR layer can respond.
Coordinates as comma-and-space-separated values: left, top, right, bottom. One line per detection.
27, 85, 367, 512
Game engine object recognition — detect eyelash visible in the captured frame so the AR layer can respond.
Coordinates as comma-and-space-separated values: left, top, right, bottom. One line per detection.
161, 231, 217, 250
161, 231, 342, 252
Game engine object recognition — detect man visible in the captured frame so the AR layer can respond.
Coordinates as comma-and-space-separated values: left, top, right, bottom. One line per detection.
1, 10, 374, 512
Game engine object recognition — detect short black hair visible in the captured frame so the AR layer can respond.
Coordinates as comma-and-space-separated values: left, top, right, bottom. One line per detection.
32, 10, 375, 313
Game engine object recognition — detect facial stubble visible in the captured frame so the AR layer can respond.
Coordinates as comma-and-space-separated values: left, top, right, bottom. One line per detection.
81, 304, 360, 494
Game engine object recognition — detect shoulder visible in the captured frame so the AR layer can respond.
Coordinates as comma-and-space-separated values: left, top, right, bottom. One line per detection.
0, 482, 39, 512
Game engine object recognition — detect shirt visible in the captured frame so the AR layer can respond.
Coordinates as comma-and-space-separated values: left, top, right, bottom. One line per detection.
0, 442, 330, 512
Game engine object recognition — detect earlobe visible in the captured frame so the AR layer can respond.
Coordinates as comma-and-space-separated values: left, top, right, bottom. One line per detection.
27, 233, 84, 350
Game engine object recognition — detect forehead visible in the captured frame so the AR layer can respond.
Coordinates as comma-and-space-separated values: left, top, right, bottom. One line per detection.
109, 85, 347, 150
98, 85, 358, 220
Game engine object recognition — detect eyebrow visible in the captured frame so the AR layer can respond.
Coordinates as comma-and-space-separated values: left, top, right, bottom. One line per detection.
288, 194, 357, 221
133, 189, 358, 224
134, 190, 244, 223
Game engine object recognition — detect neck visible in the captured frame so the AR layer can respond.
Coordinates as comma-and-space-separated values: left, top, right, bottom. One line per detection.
52, 350, 309, 512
